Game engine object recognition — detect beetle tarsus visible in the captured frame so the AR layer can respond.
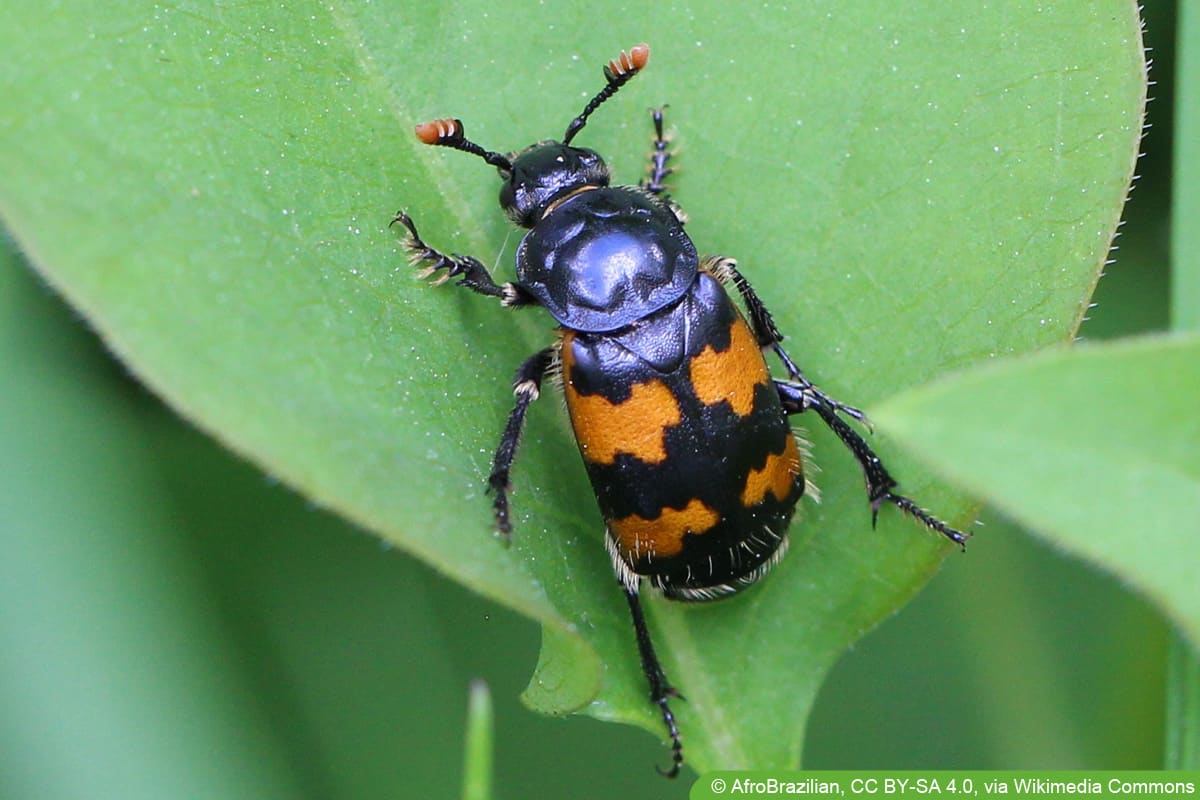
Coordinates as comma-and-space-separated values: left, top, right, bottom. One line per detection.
641, 106, 675, 197
885, 494, 970, 549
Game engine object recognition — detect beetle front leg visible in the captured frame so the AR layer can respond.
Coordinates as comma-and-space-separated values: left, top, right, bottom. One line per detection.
487, 347, 555, 538
391, 211, 536, 307
775, 379, 969, 548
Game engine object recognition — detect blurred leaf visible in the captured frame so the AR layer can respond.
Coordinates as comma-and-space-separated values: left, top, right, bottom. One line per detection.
0, 0, 1144, 772
1175, 0, 1200, 331
806, 511, 1168, 768
462, 681, 494, 800
1166, 0, 1200, 771
875, 334, 1200, 647
1167, 633, 1200, 769
0, 244, 303, 799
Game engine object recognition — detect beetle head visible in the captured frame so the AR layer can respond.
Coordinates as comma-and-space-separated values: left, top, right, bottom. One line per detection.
412, 44, 649, 228
496, 142, 609, 226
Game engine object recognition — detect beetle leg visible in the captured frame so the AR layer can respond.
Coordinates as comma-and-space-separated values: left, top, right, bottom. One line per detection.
391, 211, 537, 307
702, 256, 783, 347
625, 586, 685, 778
640, 106, 674, 197
775, 379, 969, 548
704, 256, 869, 424
487, 348, 555, 539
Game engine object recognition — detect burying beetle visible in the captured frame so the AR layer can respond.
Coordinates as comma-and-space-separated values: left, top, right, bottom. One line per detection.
396, 44, 967, 777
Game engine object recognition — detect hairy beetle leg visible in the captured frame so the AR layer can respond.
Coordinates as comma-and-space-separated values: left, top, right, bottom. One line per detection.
391, 211, 454, 282
391, 211, 531, 304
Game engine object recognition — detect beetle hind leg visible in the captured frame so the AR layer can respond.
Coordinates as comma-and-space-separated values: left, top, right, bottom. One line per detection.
625, 586, 685, 778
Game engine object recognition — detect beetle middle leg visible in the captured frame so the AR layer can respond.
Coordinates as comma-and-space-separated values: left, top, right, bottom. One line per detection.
703, 255, 867, 423
775, 380, 969, 547
391, 211, 536, 306
487, 347, 556, 539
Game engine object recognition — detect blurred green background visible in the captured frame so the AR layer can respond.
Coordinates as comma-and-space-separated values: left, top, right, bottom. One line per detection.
0, 4, 1179, 800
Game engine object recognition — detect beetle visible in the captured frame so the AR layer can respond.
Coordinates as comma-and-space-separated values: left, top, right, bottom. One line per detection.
394, 43, 967, 778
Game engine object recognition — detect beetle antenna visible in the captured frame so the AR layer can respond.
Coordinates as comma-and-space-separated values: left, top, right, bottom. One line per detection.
563, 43, 650, 144
414, 118, 513, 172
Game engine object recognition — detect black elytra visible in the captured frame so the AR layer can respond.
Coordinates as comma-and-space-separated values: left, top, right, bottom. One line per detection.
395, 43, 968, 779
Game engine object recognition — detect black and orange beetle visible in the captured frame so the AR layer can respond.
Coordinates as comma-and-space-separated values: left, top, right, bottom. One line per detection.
395, 44, 967, 777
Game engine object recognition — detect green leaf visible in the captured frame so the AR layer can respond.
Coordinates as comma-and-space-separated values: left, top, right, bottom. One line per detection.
874, 334, 1200, 647
0, 0, 1144, 772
